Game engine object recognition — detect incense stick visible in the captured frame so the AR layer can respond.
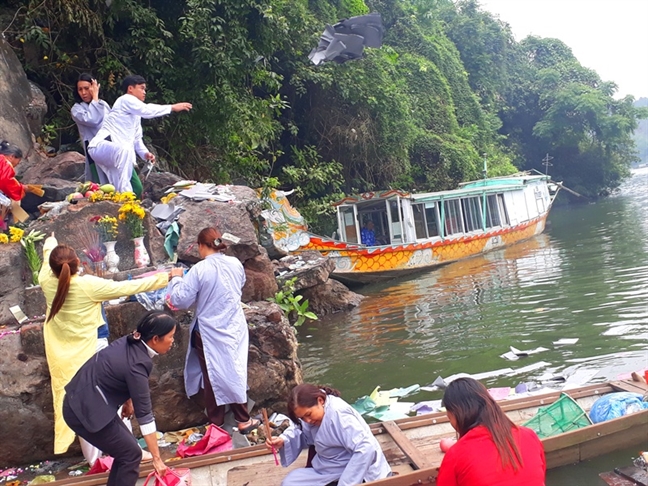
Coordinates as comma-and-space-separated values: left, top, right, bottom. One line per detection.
262, 408, 279, 466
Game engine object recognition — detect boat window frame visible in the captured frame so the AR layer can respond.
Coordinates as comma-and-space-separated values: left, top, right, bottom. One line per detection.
443, 198, 465, 235
337, 204, 360, 243
497, 194, 510, 226
386, 197, 405, 244
461, 196, 482, 233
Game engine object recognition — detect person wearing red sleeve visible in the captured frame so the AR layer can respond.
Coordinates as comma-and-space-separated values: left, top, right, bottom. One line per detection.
437, 378, 546, 486
0, 141, 26, 201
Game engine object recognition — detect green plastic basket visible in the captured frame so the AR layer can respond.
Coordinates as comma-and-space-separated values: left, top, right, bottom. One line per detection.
523, 392, 592, 438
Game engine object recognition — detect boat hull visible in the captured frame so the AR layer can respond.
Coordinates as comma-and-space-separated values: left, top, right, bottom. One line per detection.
299, 212, 549, 284
48, 381, 648, 486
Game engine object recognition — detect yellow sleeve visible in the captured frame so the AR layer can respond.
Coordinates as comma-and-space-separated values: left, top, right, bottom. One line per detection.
38, 236, 58, 286
82, 272, 169, 302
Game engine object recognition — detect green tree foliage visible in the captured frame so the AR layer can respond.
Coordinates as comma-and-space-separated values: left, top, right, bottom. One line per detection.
633, 98, 648, 166
1, 0, 643, 227
499, 36, 643, 196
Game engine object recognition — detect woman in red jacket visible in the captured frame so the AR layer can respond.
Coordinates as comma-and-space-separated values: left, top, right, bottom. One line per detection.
0, 140, 26, 201
437, 378, 546, 486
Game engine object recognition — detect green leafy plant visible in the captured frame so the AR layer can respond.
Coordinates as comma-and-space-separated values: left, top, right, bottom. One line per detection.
267, 277, 318, 327
21, 230, 46, 286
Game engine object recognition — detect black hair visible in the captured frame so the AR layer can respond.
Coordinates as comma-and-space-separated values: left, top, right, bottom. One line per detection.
128, 311, 176, 344
73, 73, 95, 103
121, 74, 147, 94
0, 140, 23, 159
287, 384, 341, 427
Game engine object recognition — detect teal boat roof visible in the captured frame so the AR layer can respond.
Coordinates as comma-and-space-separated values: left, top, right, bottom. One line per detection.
333, 174, 550, 206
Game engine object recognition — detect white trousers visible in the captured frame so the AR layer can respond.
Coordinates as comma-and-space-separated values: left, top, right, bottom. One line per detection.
88, 140, 135, 193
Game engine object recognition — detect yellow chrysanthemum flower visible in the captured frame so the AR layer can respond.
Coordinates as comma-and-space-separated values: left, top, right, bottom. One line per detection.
9, 227, 24, 243
0, 234, 8, 244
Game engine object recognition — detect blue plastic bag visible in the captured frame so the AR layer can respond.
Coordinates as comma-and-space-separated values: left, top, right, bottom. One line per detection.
588, 392, 648, 424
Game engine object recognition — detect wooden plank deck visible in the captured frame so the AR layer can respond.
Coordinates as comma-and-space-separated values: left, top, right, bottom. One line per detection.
45, 380, 646, 486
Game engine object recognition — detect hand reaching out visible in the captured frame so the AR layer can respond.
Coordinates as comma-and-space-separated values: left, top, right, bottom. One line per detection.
171, 102, 192, 112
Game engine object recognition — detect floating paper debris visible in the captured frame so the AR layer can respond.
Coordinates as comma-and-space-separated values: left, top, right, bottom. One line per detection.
351, 395, 377, 415
410, 400, 442, 415
501, 346, 549, 361
386, 384, 420, 398
488, 387, 511, 400
367, 408, 409, 421
369, 386, 395, 408
553, 338, 579, 346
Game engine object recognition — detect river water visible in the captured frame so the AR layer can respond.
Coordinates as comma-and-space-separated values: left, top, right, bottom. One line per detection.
297, 168, 648, 485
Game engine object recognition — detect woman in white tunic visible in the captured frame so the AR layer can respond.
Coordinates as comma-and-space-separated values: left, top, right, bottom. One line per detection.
266, 384, 392, 486
167, 227, 260, 434
71, 73, 110, 184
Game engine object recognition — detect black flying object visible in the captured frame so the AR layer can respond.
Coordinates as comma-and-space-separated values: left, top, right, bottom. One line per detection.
308, 12, 384, 65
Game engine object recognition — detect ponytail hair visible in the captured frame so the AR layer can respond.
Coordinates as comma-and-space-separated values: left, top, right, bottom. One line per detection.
197, 227, 227, 252
0, 140, 23, 159
46, 245, 79, 323
287, 383, 341, 427
127, 311, 176, 345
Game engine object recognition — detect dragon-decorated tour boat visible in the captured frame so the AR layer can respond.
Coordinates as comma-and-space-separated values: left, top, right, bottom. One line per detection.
262, 171, 560, 284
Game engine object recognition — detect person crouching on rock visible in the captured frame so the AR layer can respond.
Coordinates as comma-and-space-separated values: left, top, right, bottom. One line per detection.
63, 311, 176, 486
265, 383, 392, 486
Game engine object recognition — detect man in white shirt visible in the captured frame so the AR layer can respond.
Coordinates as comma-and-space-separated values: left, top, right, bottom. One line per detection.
88, 75, 192, 198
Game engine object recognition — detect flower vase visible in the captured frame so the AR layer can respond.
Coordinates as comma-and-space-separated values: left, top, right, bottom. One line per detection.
132, 236, 150, 268
103, 241, 120, 274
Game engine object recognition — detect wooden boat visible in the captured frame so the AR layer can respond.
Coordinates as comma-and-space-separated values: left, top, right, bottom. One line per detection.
600, 466, 648, 486
292, 172, 560, 284
50, 379, 648, 486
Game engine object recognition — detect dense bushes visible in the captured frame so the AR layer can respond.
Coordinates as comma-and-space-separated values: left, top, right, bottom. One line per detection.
1, 0, 644, 227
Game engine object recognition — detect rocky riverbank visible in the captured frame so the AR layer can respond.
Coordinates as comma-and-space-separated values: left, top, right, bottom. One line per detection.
0, 36, 363, 466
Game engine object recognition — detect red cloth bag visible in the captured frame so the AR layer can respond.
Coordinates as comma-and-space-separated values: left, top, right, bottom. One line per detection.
86, 456, 114, 475
143, 468, 191, 486
176, 424, 232, 458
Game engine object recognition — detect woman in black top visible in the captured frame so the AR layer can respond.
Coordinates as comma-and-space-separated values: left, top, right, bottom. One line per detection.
63, 311, 175, 486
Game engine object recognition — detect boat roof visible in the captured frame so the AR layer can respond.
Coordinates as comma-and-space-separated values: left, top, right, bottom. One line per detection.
334, 174, 550, 206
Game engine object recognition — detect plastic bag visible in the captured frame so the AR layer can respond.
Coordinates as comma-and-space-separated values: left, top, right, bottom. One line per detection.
589, 392, 648, 424
176, 424, 232, 458
143, 468, 191, 486
86, 456, 114, 475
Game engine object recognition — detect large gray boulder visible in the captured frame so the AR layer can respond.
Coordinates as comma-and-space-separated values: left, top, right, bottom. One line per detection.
0, 244, 28, 326
175, 195, 261, 265
0, 299, 300, 466
300, 279, 364, 316
0, 37, 41, 162
274, 251, 336, 291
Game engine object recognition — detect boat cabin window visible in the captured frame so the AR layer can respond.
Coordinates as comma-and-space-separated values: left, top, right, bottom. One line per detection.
444, 199, 464, 235
497, 194, 509, 225
462, 197, 482, 232
413, 202, 440, 239
339, 206, 358, 243
485, 195, 501, 228
358, 211, 389, 245
388, 200, 404, 243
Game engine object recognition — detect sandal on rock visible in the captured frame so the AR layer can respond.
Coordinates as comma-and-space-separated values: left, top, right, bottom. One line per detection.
237, 418, 261, 434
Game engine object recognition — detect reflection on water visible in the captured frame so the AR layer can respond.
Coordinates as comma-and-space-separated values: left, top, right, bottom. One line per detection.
298, 170, 648, 401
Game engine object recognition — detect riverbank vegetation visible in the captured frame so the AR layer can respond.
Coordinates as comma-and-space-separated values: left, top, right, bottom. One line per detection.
1, 0, 645, 231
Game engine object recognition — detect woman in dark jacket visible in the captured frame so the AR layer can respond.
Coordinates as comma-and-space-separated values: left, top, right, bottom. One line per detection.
63, 311, 176, 485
